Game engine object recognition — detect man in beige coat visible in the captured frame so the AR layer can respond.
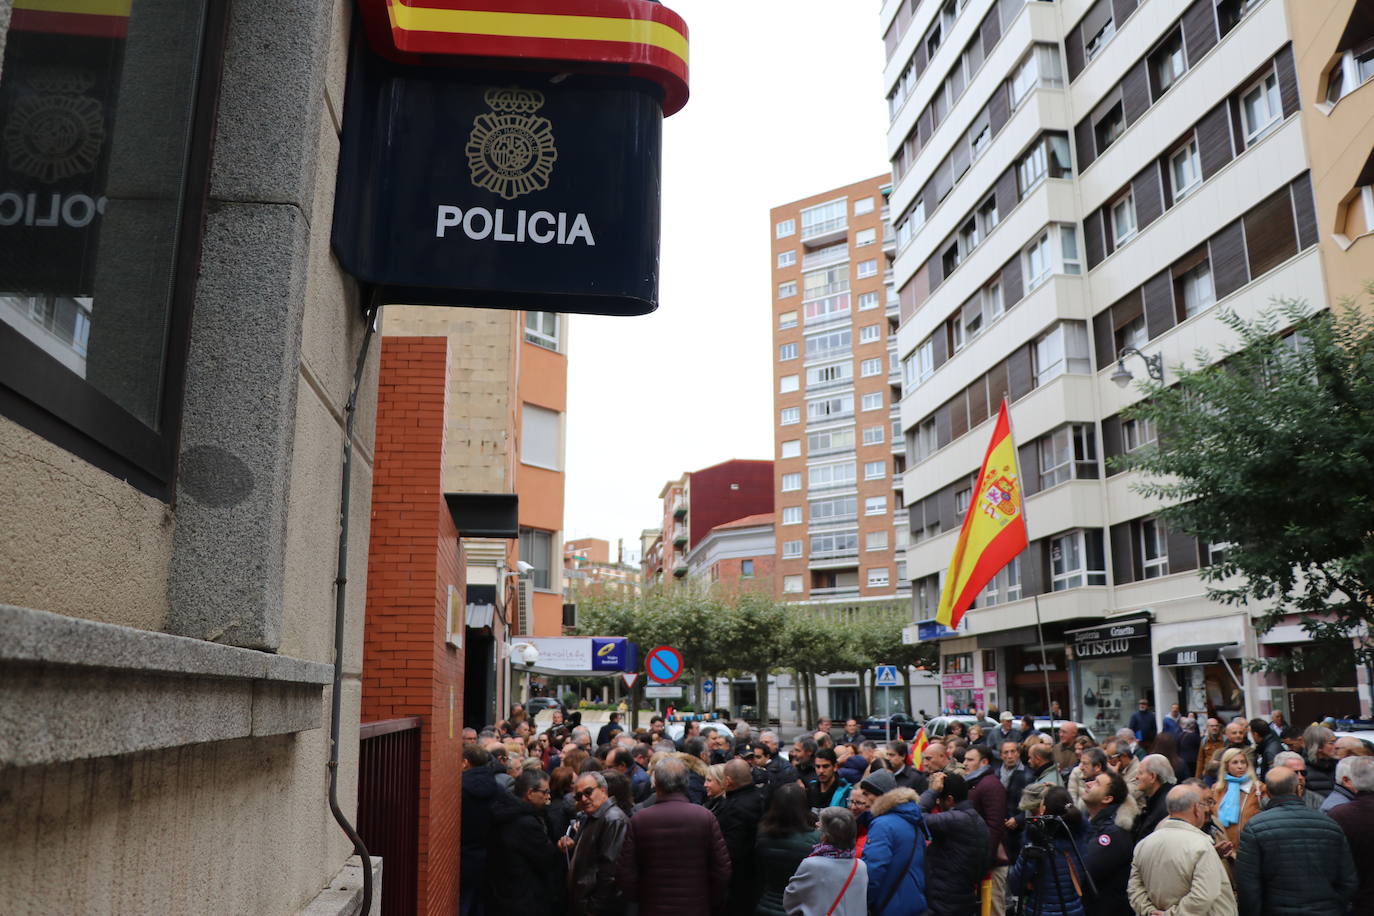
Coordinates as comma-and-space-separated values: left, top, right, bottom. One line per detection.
1127, 784, 1237, 916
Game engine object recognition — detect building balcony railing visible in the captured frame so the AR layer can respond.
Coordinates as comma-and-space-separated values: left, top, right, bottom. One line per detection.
802, 280, 850, 301
802, 243, 849, 270
809, 585, 861, 599
672, 560, 689, 578
800, 216, 848, 242
803, 347, 853, 365
809, 547, 859, 561
672, 501, 686, 519
807, 411, 854, 426
672, 531, 687, 548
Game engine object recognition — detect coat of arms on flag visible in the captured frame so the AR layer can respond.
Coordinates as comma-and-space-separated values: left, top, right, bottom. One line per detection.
981, 469, 1019, 521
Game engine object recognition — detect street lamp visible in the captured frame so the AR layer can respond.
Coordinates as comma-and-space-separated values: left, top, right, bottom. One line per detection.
1111, 347, 1165, 388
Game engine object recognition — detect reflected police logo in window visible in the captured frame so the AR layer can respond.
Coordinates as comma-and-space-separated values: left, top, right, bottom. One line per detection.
3, 73, 105, 186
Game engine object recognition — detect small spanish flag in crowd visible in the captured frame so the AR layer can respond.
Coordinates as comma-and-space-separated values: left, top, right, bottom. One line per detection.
910, 726, 929, 769
935, 398, 1029, 631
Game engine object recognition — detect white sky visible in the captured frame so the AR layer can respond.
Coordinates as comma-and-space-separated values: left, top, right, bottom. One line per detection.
563, 3, 891, 560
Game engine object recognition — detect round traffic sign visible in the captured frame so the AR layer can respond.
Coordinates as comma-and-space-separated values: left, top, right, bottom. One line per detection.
702, 679, 714, 694
645, 645, 683, 684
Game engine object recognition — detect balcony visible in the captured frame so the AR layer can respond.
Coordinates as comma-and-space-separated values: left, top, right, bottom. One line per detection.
672, 530, 688, 549
803, 346, 853, 366
803, 243, 849, 270
809, 550, 859, 570
810, 585, 861, 599
672, 500, 686, 519
801, 216, 848, 248
806, 410, 854, 427
672, 559, 689, 578
802, 280, 850, 301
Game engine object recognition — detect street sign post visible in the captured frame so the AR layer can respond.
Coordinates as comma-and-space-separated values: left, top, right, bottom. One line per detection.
875, 665, 899, 744
622, 672, 639, 690
646, 645, 684, 684
702, 679, 713, 694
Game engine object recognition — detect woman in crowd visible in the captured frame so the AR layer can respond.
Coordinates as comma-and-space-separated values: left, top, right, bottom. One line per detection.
1303, 724, 1338, 802
1211, 747, 1264, 854
754, 783, 821, 915
783, 807, 869, 916
1008, 786, 1086, 916
1150, 732, 1191, 783
947, 720, 967, 740
704, 763, 727, 814
846, 785, 874, 857
545, 765, 576, 840
603, 769, 635, 817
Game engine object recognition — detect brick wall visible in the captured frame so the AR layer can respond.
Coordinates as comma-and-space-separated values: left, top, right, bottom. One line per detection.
364, 336, 465, 916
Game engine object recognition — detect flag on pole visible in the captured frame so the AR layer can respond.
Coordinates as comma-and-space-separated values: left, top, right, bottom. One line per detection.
935, 398, 1028, 630
910, 726, 930, 769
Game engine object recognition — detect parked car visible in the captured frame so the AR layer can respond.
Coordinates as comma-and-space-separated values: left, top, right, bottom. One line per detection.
859, 713, 922, 741
921, 714, 999, 740
664, 719, 735, 744
526, 696, 566, 719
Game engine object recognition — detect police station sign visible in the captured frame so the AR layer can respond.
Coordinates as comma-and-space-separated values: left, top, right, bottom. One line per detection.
331, 1, 689, 317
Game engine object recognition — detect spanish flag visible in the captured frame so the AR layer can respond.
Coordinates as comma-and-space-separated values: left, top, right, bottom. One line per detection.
910, 726, 929, 769
935, 399, 1028, 630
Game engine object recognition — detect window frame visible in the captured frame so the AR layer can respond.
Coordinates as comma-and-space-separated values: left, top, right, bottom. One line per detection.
1049, 529, 1107, 590
782, 539, 803, 558
856, 259, 879, 279
778, 342, 797, 361
776, 218, 796, 238
780, 406, 800, 426
781, 472, 802, 492
777, 249, 797, 268
861, 391, 884, 411
1169, 138, 1202, 201
860, 357, 883, 378
782, 506, 803, 525
1139, 517, 1169, 579
1239, 71, 1282, 145
778, 280, 797, 299
864, 460, 886, 480
1110, 191, 1137, 245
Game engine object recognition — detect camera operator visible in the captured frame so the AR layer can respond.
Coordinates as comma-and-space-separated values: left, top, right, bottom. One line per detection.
1008, 786, 1089, 916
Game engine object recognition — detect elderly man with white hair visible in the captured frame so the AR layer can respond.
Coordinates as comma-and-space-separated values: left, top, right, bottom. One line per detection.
1322, 753, 1374, 812
1132, 753, 1178, 842
1272, 749, 1324, 810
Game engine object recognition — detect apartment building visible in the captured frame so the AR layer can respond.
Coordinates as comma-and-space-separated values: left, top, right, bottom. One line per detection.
882, 0, 1372, 726
683, 512, 778, 595
770, 176, 911, 605
652, 459, 774, 584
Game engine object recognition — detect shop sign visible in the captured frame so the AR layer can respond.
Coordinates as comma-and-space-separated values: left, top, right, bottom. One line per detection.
983, 671, 998, 687
942, 673, 975, 689
1070, 620, 1150, 659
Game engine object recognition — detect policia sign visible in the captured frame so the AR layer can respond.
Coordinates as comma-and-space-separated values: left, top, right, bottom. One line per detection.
331, 1, 690, 317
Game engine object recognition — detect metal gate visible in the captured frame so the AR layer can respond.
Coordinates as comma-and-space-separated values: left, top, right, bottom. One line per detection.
358, 717, 421, 916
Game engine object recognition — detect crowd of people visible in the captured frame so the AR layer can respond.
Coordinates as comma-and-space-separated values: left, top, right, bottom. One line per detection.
457, 703, 1372, 915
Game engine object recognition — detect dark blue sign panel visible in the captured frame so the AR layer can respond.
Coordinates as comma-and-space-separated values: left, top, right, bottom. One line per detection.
918, 621, 959, 641
332, 35, 663, 316
591, 637, 630, 672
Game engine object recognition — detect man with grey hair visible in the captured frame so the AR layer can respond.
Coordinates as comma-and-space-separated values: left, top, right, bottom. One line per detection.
1272, 750, 1323, 810
564, 770, 628, 916
570, 725, 593, 752
1327, 756, 1374, 909
1321, 754, 1373, 812
1117, 727, 1144, 762
1235, 767, 1357, 915
1129, 784, 1237, 915
1132, 754, 1177, 842
616, 757, 731, 915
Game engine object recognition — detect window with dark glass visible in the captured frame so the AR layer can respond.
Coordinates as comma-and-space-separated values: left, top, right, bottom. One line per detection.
1094, 103, 1125, 154
1149, 29, 1186, 99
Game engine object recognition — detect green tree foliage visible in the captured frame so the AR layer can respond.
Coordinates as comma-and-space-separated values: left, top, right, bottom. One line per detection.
1118, 301, 1374, 686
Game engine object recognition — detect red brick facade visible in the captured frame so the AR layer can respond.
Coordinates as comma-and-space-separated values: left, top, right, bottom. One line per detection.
363, 336, 465, 916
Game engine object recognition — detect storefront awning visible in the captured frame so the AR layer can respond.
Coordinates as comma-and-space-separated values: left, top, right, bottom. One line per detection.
1158, 643, 1236, 666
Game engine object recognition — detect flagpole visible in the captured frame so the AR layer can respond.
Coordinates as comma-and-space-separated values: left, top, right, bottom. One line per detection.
1003, 397, 1054, 718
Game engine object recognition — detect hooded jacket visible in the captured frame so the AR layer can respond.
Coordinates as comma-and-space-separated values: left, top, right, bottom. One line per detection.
918, 792, 989, 916
863, 788, 928, 916
1078, 799, 1137, 916
485, 789, 563, 914
838, 753, 869, 787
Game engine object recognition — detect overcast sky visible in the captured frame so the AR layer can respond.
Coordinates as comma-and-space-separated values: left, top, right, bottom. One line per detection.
563, 3, 891, 561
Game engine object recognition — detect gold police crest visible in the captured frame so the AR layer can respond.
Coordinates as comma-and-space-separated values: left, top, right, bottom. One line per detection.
465, 88, 556, 201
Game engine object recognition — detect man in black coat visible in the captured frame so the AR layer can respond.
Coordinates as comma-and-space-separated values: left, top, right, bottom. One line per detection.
460, 745, 500, 916
1249, 717, 1284, 777
1131, 754, 1174, 842
486, 769, 563, 914
1079, 771, 1136, 916
713, 759, 765, 916
919, 773, 990, 916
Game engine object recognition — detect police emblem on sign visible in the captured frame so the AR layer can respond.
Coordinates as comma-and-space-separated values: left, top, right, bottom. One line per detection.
465, 88, 557, 200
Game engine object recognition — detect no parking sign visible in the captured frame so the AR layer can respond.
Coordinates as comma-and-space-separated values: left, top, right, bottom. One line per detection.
646, 645, 683, 684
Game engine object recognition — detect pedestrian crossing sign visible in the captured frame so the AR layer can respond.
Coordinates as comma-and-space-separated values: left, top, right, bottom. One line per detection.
875, 664, 899, 687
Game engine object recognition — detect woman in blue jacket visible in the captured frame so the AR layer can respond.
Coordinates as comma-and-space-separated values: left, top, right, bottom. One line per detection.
1008, 787, 1087, 916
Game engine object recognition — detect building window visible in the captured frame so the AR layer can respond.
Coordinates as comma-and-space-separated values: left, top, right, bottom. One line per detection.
521, 403, 562, 470
806, 329, 852, 360
1170, 138, 1202, 201
801, 199, 847, 238
867, 530, 889, 551
782, 506, 803, 525
808, 427, 855, 453
519, 527, 554, 590
1060, 226, 1082, 275
856, 228, 877, 247
856, 259, 879, 279
1150, 30, 1186, 97
867, 568, 891, 588
977, 195, 1000, 237
854, 196, 875, 215
1024, 231, 1052, 289
781, 472, 802, 491
1049, 529, 1107, 590
1205, 541, 1233, 566
776, 218, 796, 238
1094, 103, 1126, 154
1116, 312, 1147, 355
778, 249, 797, 268
1084, 17, 1116, 62
807, 395, 854, 422
861, 392, 884, 411
1140, 518, 1169, 579
807, 362, 853, 388
862, 425, 884, 445
782, 539, 803, 558
955, 487, 972, 517
809, 462, 857, 489
740, 559, 755, 578
783, 574, 803, 593
778, 343, 797, 361
1033, 322, 1092, 385
779, 310, 798, 329
977, 556, 1021, 607
810, 498, 857, 524
861, 357, 883, 377
780, 374, 799, 393
1010, 44, 1064, 109
781, 406, 800, 426
781, 439, 801, 459
914, 418, 938, 461
1177, 261, 1215, 319
859, 324, 881, 344
1240, 72, 1282, 145
859, 291, 880, 311
525, 312, 561, 350
864, 460, 886, 480
778, 281, 797, 299
1122, 416, 1156, 452
1325, 41, 1374, 103
1038, 424, 1097, 488
811, 531, 858, 557
1111, 191, 1137, 244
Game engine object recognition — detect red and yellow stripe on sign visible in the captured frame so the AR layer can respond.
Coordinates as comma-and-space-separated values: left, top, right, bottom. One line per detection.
12, 0, 131, 36
370, 0, 690, 115
935, 399, 1029, 631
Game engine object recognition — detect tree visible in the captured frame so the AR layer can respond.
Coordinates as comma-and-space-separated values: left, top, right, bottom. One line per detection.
1118, 300, 1374, 695
721, 592, 788, 728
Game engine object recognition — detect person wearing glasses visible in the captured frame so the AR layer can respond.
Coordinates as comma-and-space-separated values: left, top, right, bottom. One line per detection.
1128, 784, 1238, 915
562, 771, 628, 916
485, 769, 562, 914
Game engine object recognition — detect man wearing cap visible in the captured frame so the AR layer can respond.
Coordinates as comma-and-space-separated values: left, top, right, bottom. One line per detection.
989, 711, 1020, 749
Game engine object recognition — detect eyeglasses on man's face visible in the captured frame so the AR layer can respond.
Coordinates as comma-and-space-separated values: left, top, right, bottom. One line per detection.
574, 788, 596, 800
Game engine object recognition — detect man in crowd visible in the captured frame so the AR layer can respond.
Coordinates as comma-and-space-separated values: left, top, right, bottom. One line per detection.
563, 771, 629, 916
811, 747, 853, 808
545, 708, 566, 734
1235, 767, 1357, 915
988, 711, 1020, 750
962, 746, 1007, 915
1080, 771, 1136, 916
1196, 717, 1225, 782
1249, 717, 1284, 777
1103, 737, 1141, 803
1335, 735, 1372, 758
813, 730, 836, 751
616, 757, 731, 916
1128, 784, 1236, 915
485, 769, 562, 912
1050, 721, 1079, 779
646, 715, 666, 744
1272, 749, 1323, 810
1116, 727, 1145, 763
1129, 698, 1158, 749
1326, 757, 1374, 914
713, 758, 763, 916
1269, 709, 1298, 741
1026, 743, 1061, 787
460, 745, 500, 916
1321, 754, 1371, 812
842, 718, 864, 746
921, 741, 962, 781
1068, 747, 1108, 805
792, 735, 819, 779
917, 773, 989, 916
1202, 719, 1252, 782
840, 739, 875, 785
887, 739, 929, 791
608, 747, 651, 803
708, 729, 733, 765
570, 725, 594, 754
1132, 754, 1176, 841
862, 770, 928, 916
998, 740, 1031, 813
